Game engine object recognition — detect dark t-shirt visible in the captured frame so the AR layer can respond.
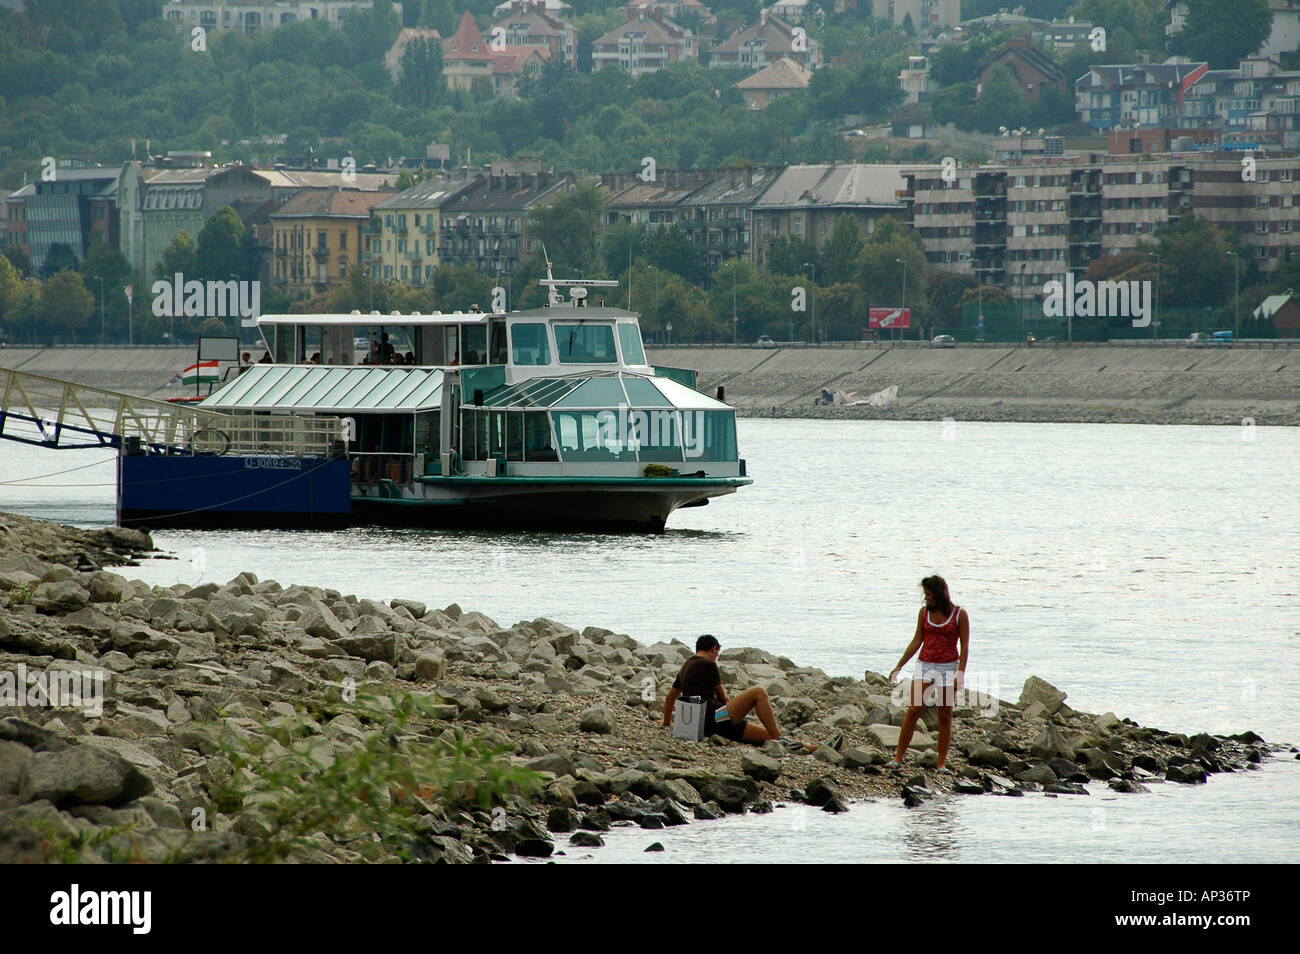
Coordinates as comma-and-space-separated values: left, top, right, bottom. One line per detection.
672, 656, 723, 706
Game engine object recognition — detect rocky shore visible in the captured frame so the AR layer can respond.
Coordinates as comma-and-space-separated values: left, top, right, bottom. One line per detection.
0, 512, 1281, 863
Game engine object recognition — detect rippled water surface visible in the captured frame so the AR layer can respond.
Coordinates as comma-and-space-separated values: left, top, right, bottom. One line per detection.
3, 419, 1297, 863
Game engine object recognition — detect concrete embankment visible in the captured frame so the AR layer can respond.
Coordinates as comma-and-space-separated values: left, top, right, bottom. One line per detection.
648, 344, 1300, 425
2, 344, 1298, 425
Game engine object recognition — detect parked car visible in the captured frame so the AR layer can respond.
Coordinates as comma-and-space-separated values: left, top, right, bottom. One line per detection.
930, 334, 956, 348
755, 335, 776, 349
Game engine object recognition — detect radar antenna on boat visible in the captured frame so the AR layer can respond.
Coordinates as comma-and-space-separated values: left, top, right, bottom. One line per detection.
538, 243, 618, 306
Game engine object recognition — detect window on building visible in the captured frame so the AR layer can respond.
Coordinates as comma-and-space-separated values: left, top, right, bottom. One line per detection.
339, 231, 347, 250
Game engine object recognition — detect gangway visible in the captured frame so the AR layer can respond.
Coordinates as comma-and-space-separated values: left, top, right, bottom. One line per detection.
0, 368, 345, 457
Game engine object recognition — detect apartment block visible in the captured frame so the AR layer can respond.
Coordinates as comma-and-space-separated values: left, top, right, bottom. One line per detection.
904, 153, 1300, 299
3, 163, 120, 274
270, 188, 387, 290
367, 178, 476, 286
162, 0, 389, 34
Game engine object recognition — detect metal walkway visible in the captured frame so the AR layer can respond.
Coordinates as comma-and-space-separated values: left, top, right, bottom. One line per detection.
0, 368, 347, 457
0, 367, 226, 454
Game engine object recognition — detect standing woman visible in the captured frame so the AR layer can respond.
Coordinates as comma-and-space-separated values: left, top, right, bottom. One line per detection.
887, 575, 969, 771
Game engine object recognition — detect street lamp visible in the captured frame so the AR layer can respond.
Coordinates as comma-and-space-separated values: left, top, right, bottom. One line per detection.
803, 261, 816, 344
1226, 250, 1240, 339
1147, 251, 1160, 341
92, 274, 106, 345
896, 257, 907, 343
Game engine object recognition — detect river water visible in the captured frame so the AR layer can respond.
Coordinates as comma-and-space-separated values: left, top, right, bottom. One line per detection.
2, 418, 1297, 863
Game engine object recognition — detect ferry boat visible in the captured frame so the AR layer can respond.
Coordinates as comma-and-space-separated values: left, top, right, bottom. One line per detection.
182, 273, 751, 532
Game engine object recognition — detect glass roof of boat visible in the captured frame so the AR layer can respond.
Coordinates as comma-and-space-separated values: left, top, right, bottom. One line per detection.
476, 372, 729, 411
201, 365, 444, 412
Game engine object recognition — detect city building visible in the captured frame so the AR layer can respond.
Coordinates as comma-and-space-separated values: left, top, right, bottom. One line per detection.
898, 55, 932, 105
709, 12, 821, 71
1075, 62, 1210, 131
749, 164, 909, 269
3, 163, 120, 274
443, 10, 551, 97
117, 162, 272, 280
737, 56, 813, 109
872, 0, 961, 33
437, 162, 575, 287
903, 153, 1300, 300
490, 0, 578, 70
675, 166, 777, 273
1032, 18, 1095, 53
591, 7, 696, 76
977, 35, 1066, 103
270, 188, 386, 291
162, 1, 391, 34
253, 169, 398, 206
366, 177, 477, 285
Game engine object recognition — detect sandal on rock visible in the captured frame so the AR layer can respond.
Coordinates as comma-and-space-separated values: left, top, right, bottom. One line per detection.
886, 759, 901, 769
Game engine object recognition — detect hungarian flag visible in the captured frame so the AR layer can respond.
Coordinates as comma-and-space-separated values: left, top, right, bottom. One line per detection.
171, 360, 220, 386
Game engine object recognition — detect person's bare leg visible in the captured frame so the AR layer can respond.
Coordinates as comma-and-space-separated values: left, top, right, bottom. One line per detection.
936, 705, 953, 768
727, 686, 779, 739
894, 679, 931, 763
742, 721, 817, 752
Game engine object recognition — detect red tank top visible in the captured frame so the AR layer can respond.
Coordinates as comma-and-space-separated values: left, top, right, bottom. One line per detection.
918, 605, 962, 663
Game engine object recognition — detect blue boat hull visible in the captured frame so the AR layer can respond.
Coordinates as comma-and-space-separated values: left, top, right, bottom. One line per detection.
118, 455, 353, 529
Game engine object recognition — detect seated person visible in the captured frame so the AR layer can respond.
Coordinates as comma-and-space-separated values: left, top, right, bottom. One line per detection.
662, 635, 814, 750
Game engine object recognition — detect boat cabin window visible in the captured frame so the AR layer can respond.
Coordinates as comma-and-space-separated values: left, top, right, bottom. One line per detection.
355, 326, 415, 365
461, 409, 558, 462
554, 323, 617, 364
510, 322, 552, 366
617, 323, 647, 365
490, 319, 508, 364
462, 324, 488, 365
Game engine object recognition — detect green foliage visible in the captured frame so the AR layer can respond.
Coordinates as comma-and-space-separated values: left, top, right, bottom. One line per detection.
1141, 215, 1252, 309
3, 247, 34, 279
154, 229, 198, 283
396, 37, 444, 110
195, 206, 254, 283
1181, 0, 1273, 69
37, 268, 95, 342
206, 691, 543, 863
822, 214, 864, 285
974, 64, 1030, 133
765, 235, 820, 279
526, 182, 605, 274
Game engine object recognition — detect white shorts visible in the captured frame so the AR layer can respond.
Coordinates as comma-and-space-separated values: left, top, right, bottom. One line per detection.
915, 660, 959, 687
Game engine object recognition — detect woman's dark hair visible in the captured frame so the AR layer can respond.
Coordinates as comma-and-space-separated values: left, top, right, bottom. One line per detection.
920, 575, 952, 614
696, 634, 720, 652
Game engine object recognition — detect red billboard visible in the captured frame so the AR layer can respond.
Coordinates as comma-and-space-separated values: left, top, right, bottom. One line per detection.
869, 307, 912, 329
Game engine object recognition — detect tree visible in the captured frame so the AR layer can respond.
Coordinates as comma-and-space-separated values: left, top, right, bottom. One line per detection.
928, 270, 979, 329
2, 247, 33, 278
40, 242, 79, 280
1182, 0, 1273, 69
79, 240, 134, 342
396, 37, 443, 109
765, 235, 820, 278
37, 269, 94, 343
196, 207, 252, 283
231, 72, 256, 136
1144, 215, 1249, 309
974, 64, 1030, 133
822, 214, 864, 285
857, 217, 928, 332
525, 183, 605, 274
0, 254, 21, 329
155, 230, 198, 282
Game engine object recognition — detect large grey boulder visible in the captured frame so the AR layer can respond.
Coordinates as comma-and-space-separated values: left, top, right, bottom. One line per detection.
578, 705, 616, 734
33, 579, 91, 614
19, 745, 154, 807
740, 750, 782, 782
1018, 676, 1067, 715
0, 740, 33, 795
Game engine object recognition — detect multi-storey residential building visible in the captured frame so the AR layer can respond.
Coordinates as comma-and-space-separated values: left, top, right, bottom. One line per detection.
591, 8, 696, 76
367, 178, 476, 285
117, 161, 272, 280
1075, 62, 1209, 131
676, 166, 776, 273
1032, 18, 1095, 53
490, 0, 577, 70
903, 153, 1300, 298
872, 0, 961, 33
1181, 58, 1300, 150
3, 163, 120, 274
437, 164, 575, 285
709, 12, 821, 71
603, 171, 716, 232
270, 188, 386, 291
443, 10, 551, 97
898, 55, 932, 104
162, 1, 390, 34
749, 164, 909, 269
